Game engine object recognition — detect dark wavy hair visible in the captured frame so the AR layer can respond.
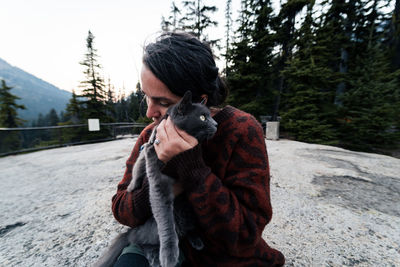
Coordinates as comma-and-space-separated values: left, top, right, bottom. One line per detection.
142, 31, 228, 107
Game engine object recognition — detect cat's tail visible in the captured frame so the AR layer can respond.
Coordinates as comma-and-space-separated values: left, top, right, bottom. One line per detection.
93, 230, 131, 267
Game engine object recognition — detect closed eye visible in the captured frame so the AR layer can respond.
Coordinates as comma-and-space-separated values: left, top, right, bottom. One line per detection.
144, 94, 173, 108
158, 101, 171, 107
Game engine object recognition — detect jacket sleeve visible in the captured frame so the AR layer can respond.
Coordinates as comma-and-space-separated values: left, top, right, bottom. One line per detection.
111, 126, 153, 228
162, 115, 272, 257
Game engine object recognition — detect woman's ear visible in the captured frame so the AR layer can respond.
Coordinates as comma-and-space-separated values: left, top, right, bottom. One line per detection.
200, 94, 208, 105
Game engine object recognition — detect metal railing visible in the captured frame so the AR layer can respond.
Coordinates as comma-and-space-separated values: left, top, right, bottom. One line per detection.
0, 122, 148, 157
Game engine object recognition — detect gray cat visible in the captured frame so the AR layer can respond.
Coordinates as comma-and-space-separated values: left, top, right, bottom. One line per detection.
94, 91, 218, 267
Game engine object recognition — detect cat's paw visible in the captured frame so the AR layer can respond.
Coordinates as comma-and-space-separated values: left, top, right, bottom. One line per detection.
127, 176, 143, 192
126, 181, 135, 192
159, 240, 179, 267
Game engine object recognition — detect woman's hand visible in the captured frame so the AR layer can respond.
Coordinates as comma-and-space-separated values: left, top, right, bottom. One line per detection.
154, 117, 198, 163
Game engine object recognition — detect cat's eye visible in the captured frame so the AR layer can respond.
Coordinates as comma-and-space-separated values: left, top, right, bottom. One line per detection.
200, 115, 206, 121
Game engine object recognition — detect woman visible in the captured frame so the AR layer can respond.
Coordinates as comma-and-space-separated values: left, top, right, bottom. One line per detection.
111, 32, 285, 266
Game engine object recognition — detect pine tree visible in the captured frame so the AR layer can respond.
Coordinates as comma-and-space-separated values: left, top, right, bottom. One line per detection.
38, 108, 60, 144
57, 90, 84, 143
0, 79, 25, 128
271, 0, 309, 120
36, 113, 46, 126
388, 0, 400, 69
65, 90, 82, 124
127, 82, 143, 122
339, 43, 400, 151
115, 90, 129, 122
105, 78, 116, 122
181, 0, 219, 46
227, 0, 273, 118
228, 0, 289, 119
78, 30, 114, 140
336, 0, 400, 151
247, 0, 278, 118
316, 0, 369, 106
45, 108, 60, 126
393, 0, 400, 135
135, 82, 149, 122
226, 0, 258, 113
59, 111, 68, 123
0, 79, 26, 153
79, 30, 108, 121
281, 1, 339, 144
161, 1, 183, 32
161, 16, 171, 32
224, 0, 233, 75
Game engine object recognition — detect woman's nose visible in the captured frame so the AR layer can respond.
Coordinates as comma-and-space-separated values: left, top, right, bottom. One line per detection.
146, 99, 160, 119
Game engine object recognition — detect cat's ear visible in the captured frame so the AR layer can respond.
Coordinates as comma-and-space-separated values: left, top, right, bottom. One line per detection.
177, 91, 192, 114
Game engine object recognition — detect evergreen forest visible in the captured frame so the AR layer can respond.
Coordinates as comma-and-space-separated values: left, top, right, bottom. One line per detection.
1, 0, 399, 156
163, 0, 400, 153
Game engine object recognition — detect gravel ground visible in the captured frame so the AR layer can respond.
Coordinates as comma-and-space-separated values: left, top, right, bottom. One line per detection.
265, 140, 400, 266
0, 137, 399, 266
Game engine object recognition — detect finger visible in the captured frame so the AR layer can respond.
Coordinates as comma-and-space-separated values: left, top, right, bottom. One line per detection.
165, 117, 181, 141
156, 119, 168, 143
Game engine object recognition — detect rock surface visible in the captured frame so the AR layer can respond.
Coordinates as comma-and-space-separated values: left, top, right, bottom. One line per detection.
0, 137, 399, 266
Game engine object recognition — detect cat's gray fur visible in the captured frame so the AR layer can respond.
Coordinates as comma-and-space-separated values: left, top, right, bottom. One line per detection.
94, 91, 217, 267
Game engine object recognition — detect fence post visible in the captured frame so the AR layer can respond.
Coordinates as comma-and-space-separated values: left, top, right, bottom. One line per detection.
266, 121, 280, 140
58, 128, 62, 145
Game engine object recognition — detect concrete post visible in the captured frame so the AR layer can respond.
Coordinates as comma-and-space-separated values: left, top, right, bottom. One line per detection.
88, 119, 100, 131
266, 121, 279, 140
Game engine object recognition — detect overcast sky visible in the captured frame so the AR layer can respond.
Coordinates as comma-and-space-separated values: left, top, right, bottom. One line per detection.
1, 0, 234, 96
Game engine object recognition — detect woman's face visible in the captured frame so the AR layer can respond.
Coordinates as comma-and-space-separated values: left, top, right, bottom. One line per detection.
140, 65, 181, 124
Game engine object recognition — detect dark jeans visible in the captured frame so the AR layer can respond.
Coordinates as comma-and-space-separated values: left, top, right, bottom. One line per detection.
113, 253, 150, 267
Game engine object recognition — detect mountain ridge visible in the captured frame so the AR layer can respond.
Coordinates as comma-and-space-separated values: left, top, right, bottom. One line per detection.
0, 57, 71, 123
